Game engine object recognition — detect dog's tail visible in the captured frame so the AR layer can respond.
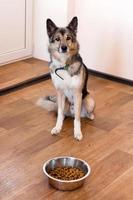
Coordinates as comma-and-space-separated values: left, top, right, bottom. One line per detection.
36, 96, 57, 112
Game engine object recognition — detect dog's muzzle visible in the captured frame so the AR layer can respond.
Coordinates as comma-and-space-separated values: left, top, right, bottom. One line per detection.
61, 45, 67, 53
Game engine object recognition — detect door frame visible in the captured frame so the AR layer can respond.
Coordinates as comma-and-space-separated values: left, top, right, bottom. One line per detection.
0, 0, 33, 66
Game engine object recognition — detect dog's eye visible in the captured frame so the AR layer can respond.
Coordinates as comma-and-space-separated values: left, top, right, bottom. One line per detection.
66, 36, 71, 41
55, 37, 60, 41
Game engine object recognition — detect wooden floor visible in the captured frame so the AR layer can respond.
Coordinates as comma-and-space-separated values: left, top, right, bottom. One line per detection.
0, 58, 49, 91
0, 72, 133, 199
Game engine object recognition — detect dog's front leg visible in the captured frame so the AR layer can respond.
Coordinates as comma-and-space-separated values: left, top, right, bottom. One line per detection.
74, 91, 83, 141
51, 90, 65, 135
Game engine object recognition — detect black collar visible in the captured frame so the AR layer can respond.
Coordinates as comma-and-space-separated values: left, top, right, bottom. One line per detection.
55, 64, 69, 80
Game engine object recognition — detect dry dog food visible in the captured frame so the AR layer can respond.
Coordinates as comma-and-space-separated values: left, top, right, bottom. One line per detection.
48, 166, 85, 180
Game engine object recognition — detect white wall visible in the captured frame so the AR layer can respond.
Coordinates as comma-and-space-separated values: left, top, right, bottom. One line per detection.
75, 0, 133, 80
33, 0, 133, 80
33, 0, 68, 61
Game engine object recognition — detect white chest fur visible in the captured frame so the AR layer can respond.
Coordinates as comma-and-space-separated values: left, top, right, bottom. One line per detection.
51, 69, 81, 103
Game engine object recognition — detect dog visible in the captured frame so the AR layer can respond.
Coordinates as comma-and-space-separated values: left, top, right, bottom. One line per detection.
37, 17, 95, 140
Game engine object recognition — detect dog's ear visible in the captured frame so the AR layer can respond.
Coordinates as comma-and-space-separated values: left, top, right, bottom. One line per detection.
67, 17, 78, 34
46, 19, 57, 38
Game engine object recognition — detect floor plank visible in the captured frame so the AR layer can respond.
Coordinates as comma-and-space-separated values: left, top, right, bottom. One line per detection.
0, 58, 49, 90
93, 167, 133, 200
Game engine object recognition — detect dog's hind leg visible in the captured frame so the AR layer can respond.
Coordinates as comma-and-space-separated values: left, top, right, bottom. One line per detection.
51, 91, 66, 135
64, 100, 73, 117
83, 94, 95, 120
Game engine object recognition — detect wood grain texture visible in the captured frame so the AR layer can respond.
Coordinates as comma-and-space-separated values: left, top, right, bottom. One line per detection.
0, 59, 133, 200
0, 58, 49, 90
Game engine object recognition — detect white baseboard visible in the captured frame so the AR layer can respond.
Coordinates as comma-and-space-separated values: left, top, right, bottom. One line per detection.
0, 49, 33, 66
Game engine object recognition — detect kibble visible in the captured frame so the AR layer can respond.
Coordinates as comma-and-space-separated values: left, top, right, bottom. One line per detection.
48, 166, 85, 180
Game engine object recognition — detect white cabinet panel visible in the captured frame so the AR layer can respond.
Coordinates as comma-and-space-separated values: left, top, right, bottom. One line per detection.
0, 0, 32, 65
0, 0, 25, 54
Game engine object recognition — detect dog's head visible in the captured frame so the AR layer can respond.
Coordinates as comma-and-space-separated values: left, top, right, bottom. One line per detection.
46, 17, 79, 55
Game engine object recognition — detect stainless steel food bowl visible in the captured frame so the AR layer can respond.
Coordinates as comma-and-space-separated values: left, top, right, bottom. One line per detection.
43, 156, 91, 191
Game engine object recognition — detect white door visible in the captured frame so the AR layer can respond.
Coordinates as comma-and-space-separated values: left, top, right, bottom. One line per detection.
0, 0, 32, 65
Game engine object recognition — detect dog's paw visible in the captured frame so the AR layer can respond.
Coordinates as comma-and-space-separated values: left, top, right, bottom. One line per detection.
51, 127, 61, 135
74, 131, 83, 141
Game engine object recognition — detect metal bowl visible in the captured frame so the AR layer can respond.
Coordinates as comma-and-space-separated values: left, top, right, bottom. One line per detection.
43, 156, 91, 191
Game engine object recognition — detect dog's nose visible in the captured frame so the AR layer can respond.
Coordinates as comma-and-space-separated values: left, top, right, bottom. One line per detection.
61, 45, 67, 52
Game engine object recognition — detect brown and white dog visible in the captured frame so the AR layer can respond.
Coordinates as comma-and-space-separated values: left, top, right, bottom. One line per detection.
37, 17, 95, 140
